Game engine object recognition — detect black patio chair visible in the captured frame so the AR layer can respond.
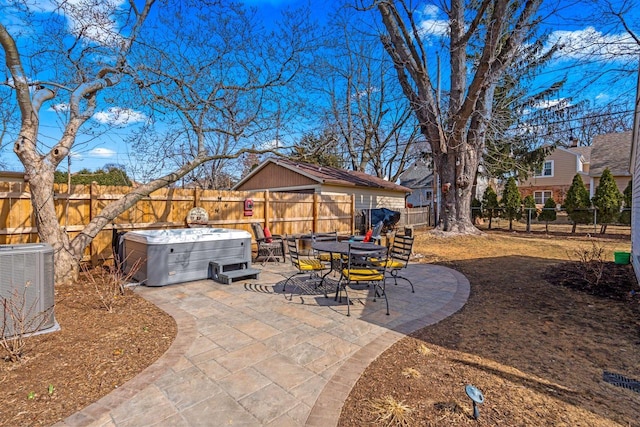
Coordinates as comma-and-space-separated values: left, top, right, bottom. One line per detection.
282, 237, 328, 299
335, 243, 390, 316
384, 233, 415, 293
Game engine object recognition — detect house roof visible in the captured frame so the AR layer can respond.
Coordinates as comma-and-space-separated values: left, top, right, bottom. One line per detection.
398, 159, 433, 189
233, 158, 411, 193
589, 131, 633, 177
566, 145, 591, 163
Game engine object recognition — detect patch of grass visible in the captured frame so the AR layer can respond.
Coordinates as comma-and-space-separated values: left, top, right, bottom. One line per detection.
401, 367, 421, 378
417, 343, 432, 356
368, 395, 414, 427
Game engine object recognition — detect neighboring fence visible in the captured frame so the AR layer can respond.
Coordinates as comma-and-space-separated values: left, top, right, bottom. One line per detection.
397, 206, 431, 229
472, 206, 631, 234
0, 181, 361, 264
352, 206, 432, 234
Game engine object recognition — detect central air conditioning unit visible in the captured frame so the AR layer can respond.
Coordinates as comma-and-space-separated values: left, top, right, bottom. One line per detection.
0, 243, 57, 338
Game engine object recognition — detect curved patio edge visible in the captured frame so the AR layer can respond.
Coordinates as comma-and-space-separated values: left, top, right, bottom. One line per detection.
57, 262, 470, 427
56, 295, 198, 426
305, 264, 470, 426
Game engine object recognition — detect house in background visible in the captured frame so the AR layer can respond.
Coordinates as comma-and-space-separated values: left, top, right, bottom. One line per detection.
519, 142, 591, 206
588, 131, 633, 197
630, 101, 640, 283
399, 159, 434, 208
233, 158, 410, 210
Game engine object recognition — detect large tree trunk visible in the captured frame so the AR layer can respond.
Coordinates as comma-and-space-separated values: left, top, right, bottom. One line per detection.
377, 0, 542, 236
434, 138, 482, 234
25, 162, 82, 284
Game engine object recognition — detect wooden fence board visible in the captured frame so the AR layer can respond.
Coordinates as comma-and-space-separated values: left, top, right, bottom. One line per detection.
0, 185, 359, 264
0, 183, 433, 260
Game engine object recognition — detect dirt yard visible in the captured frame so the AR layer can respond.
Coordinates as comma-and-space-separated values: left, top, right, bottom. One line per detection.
0, 269, 177, 426
339, 230, 639, 426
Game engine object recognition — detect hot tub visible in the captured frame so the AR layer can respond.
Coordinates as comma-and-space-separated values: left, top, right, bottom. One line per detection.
122, 228, 253, 286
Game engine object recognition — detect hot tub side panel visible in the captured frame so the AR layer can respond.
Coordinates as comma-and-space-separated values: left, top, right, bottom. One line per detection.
123, 235, 252, 286
122, 239, 170, 286
164, 237, 251, 286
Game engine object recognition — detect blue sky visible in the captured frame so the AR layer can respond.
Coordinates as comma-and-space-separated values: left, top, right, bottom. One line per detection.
1, 0, 639, 173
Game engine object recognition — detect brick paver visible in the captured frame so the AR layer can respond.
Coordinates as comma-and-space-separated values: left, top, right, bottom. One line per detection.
57, 262, 469, 426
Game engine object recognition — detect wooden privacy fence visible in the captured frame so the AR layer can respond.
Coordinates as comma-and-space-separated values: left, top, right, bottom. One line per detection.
0, 181, 357, 265
1, 181, 433, 265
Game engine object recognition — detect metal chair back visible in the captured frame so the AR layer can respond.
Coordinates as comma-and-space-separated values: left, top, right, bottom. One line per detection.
337, 243, 390, 316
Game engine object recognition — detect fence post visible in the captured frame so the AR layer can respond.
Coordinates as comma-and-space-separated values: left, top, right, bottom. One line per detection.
194, 187, 200, 208
264, 190, 270, 230
90, 181, 98, 266
312, 193, 319, 233
351, 194, 356, 235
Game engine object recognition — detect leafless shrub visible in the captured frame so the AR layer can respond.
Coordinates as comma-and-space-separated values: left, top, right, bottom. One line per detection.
401, 367, 421, 379
0, 282, 54, 362
83, 258, 141, 313
569, 241, 606, 287
368, 395, 414, 427
417, 343, 432, 356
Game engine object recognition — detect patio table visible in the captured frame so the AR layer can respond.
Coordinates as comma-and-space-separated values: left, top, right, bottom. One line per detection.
312, 241, 386, 274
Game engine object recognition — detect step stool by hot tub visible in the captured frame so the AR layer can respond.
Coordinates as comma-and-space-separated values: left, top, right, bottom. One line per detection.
122, 228, 260, 286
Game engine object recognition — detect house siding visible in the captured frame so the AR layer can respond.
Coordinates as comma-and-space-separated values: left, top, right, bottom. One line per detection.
519, 147, 589, 205
520, 148, 584, 188
632, 132, 640, 283
322, 185, 406, 210
235, 163, 317, 191
590, 176, 631, 196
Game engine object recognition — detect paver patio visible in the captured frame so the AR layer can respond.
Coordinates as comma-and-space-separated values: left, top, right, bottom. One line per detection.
58, 261, 469, 426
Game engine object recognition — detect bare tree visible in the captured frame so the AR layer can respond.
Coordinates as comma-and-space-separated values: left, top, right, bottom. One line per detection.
375, 0, 545, 233
0, 0, 312, 283
320, 5, 423, 181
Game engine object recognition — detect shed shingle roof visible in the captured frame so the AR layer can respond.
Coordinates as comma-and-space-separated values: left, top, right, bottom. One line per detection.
234, 158, 411, 193
269, 158, 411, 192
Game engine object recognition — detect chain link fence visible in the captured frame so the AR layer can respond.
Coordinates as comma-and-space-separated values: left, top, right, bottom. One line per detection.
471, 206, 631, 235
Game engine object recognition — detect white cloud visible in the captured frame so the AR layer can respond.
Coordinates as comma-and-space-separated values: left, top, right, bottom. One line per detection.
420, 5, 440, 18
28, 0, 126, 47
416, 4, 449, 38
549, 27, 640, 61
93, 107, 147, 126
532, 98, 571, 110
49, 103, 69, 112
260, 139, 281, 150
88, 147, 116, 158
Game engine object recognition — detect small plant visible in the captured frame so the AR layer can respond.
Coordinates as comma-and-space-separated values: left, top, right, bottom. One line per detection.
84, 257, 141, 313
417, 343, 432, 356
570, 241, 606, 287
27, 391, 35, 400
368, 395, 414, 427
0, 282, 54, 362
48, 384, 55, 395
401, 367, 421, 378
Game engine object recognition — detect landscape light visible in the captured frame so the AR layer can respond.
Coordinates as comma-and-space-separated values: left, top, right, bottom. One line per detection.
465, 384, 485, 420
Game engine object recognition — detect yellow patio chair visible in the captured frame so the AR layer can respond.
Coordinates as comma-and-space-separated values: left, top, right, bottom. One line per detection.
283, 236, 328, 300
335, 243, 389, 316
385, 234, 415, 293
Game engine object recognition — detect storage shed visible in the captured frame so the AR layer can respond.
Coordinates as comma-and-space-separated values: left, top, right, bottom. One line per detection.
233, 158, 410, 210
